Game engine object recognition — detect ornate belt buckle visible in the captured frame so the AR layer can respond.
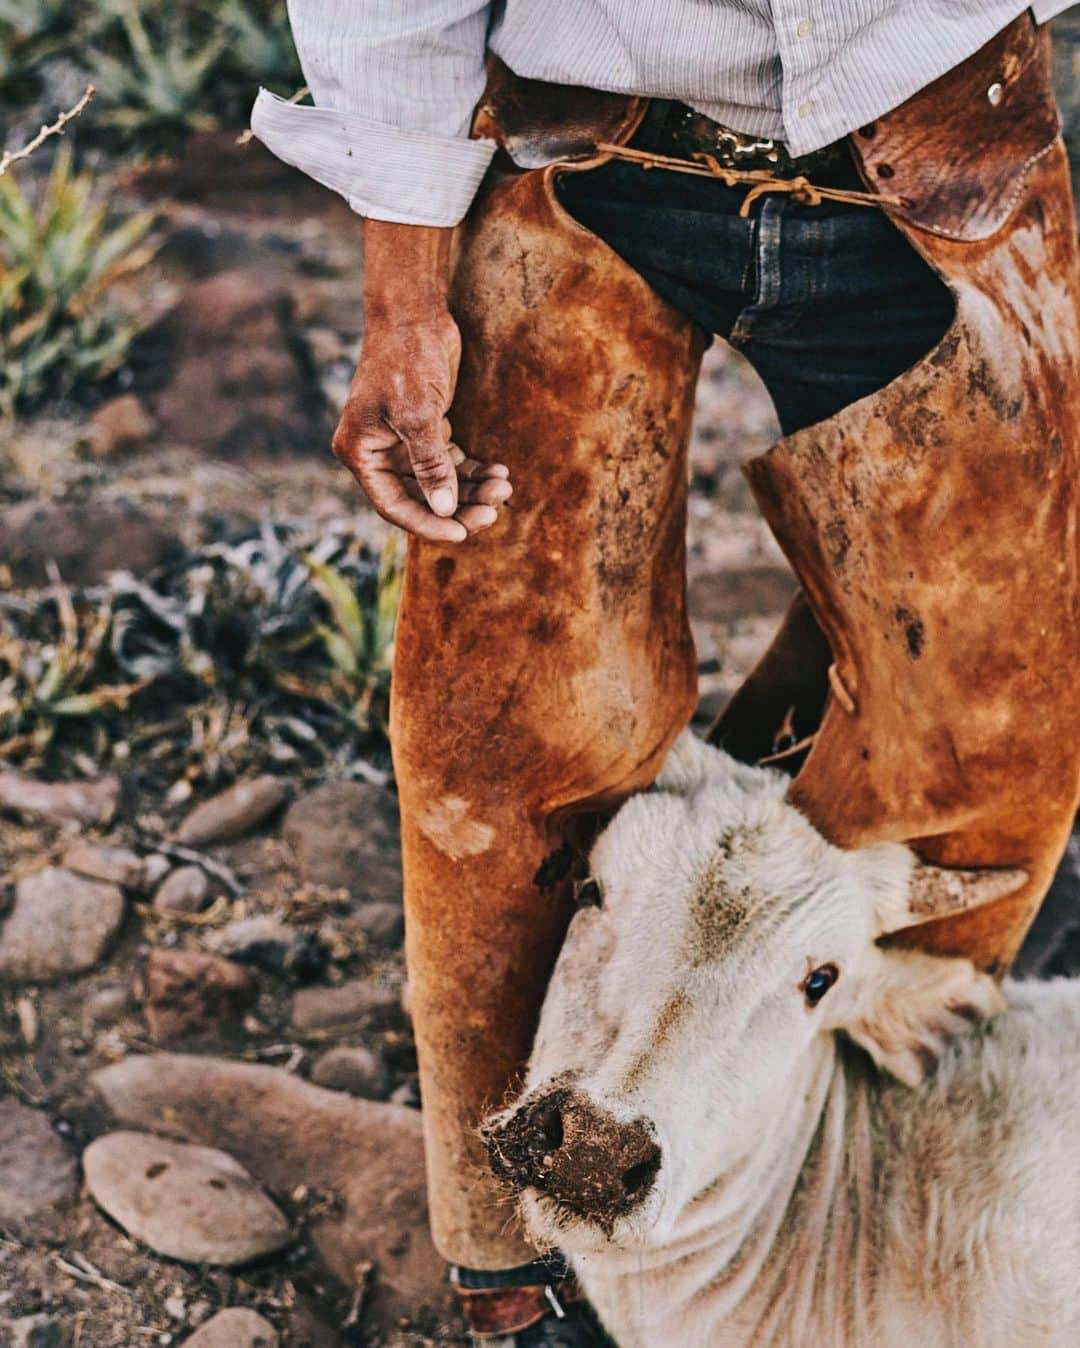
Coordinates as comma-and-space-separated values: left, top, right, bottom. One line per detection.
716, 129, 783, 170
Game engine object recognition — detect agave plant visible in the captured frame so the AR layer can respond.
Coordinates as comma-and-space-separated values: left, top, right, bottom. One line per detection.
0, 564, 147, 759
0, 519, 403, 782
87, 0, 227, 141
217, 0, 301, 94
0, 0, 74, 101
0, 142, 154, 415
305, 529, 404, 732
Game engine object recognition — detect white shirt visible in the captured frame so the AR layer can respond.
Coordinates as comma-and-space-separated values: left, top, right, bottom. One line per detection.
251, 2, 1074, 227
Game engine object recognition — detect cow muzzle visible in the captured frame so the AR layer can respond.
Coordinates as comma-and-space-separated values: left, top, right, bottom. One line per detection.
484, 1085, 662, 1227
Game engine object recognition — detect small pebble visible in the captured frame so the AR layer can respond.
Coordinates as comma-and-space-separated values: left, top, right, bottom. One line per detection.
153, 866, 211, 915
311, 1046, 390, 1100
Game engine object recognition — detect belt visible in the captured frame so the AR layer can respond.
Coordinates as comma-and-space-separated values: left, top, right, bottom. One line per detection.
660, 102, 854, 181
596, 99, 907, 218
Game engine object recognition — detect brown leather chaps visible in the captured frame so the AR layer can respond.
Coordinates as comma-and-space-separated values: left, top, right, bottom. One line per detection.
389, 16, 1080, 1267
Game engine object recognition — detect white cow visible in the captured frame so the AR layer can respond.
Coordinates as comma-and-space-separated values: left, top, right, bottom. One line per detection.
485, 732, 1080, 1348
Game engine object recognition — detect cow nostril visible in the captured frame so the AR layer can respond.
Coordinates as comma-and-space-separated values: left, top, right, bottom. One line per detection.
622, 1146, 661, 1197
539, 1100, 564, 1151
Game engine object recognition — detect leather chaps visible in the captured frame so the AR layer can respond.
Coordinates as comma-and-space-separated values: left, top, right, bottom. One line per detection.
389, 16, 1080, 1266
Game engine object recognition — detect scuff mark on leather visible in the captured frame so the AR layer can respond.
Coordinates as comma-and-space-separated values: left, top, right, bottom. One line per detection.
415, 795, 496, 860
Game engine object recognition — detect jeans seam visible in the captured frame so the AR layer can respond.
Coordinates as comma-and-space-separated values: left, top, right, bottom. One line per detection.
756, 199, 783, 308
730, 199, 783, 345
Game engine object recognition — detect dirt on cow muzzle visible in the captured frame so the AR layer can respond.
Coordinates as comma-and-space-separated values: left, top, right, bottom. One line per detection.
484, 1084, 662, 1232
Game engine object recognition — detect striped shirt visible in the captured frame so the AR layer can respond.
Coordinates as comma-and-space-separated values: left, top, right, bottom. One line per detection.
252, 2, 1074, 227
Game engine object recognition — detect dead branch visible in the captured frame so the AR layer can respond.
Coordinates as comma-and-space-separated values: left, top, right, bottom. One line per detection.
0, 86, 96, 177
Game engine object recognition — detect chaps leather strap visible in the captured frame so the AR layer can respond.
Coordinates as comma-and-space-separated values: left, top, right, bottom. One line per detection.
453, 1276, 586, 1337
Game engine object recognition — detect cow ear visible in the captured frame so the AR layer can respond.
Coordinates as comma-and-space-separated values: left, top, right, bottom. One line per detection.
655, 729, 721, 794
842, 949, 1005, 1087
877, 860, 1029, 936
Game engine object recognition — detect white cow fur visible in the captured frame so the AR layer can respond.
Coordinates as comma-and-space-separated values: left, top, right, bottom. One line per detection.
507, 732, 1080, 1347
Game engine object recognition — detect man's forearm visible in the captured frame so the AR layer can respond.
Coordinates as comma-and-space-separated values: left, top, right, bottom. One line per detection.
363, 220, 454, 322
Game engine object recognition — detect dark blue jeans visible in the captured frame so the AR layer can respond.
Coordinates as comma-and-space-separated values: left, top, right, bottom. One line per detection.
557, 110, 956, 435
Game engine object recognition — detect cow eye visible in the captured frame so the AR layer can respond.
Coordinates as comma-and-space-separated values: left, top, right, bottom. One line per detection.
573, 878, 603, 909
803, 963, 839, 1006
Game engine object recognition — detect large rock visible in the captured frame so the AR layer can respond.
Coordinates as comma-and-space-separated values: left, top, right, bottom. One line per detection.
283, 782, 402, 904
146, 948, 256, 1045
92, 1055, 454, 1325
291, 979, 399, 1033
182, 1309, 279, 1347
0, 1098, 78, 1236
131, 270, 326, 458
0, 868, 125, 982
0, 498, 179, 588
350, 901, 404, 948
60, 841, 157, 891
177, 776, 291, 846
0, 772, 120, 827
83, 1131, 292, 1266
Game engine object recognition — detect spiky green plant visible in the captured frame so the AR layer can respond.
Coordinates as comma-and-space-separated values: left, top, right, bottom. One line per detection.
0, 564, 147, 759
305, 530, 404, 732
217, 0, 301, 94
88, 1, 227, 141
0, 520, 403, 780
0, 143, 154, 416
0, 0, 74, 100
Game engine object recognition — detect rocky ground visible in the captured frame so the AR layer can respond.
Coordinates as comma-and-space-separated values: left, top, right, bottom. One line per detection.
2, 24, 1080, 1343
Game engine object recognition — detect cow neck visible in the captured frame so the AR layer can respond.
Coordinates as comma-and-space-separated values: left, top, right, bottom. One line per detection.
577, 1035, 883, 1347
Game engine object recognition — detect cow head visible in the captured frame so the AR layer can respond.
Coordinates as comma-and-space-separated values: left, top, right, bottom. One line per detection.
485, 732, 1023, 1253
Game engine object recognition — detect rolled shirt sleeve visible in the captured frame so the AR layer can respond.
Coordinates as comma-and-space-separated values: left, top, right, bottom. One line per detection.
250, 0, 497, 226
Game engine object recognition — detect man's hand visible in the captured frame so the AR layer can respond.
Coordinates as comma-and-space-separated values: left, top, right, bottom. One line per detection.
332, 220, 512, 543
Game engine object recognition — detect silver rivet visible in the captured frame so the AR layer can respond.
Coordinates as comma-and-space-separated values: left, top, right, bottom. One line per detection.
987, 81, 1004, 107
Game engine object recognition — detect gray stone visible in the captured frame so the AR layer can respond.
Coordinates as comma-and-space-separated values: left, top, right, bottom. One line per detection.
283, 781, 401, 903
0, 772, 120, 827
291, 979, 399, 1033
92, 1054, 453, 1323
310, 1046, 390, 1100
153, 865, 212, 914
208, 915, 327, 980
350, 900, 404, 947
177, 776, 290, 846
182, 1309, 279, 1348
60, 841, 149, 890
84, 984, 132, 1026
146, 948, 255, 1046
83, 1131, 292, 1266
0, 867, 125, 983
0, 1098, 77, 1235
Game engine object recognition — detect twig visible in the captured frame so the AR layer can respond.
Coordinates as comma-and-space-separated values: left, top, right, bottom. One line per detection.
236, 85, 309, 145
0, 85, 96, 177
136, 893, 232, 927
135, 836, 246, 895
51, 1252, 131, 1297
